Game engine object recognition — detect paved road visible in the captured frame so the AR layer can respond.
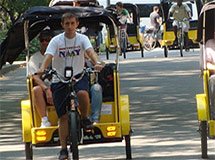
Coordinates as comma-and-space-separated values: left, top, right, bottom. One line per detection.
0, 49, 214, 159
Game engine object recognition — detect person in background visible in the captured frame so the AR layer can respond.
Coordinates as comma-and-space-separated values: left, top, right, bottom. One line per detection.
116, 1, 132, 47
150, 6, 162, 33
168, 0, 191, 49
28, 29, 53, 128
149, 5, 162, 44
205, 31, 215, 120
37, 12, 103, 160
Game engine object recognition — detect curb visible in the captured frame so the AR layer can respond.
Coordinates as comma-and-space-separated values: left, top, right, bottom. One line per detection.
0, 62, 26, 77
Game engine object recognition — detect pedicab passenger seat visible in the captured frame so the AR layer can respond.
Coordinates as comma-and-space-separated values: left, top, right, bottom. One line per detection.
98, 63, 116, 102
127, 24, 137, 36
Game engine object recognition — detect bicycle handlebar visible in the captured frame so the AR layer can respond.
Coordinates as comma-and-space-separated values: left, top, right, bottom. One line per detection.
43, 67, 99, 84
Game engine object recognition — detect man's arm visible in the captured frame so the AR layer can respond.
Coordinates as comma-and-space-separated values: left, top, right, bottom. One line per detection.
85, 48, 98, 65
40, 54, 53, 72
34, 54, 53, 90
85, 48, 103, 71
168, 4, 175, 20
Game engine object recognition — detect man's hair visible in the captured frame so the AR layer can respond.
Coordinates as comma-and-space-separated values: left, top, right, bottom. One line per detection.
116, 2, 123, 8
39, 29, 53, 40
153, 6, 159, 11
61, 12, 79, 23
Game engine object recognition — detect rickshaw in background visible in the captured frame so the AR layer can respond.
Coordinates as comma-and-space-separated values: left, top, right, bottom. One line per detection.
195, 1, 215, 159
106, 3, 144, 59
0, 4, 132, 160
160, 0, 202, 57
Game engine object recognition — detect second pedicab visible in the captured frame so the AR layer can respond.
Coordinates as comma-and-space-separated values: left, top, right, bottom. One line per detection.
0, 4, 132, 160
106, 3, 144, 59
160, 0, 202, 57
195, 1, 215, 159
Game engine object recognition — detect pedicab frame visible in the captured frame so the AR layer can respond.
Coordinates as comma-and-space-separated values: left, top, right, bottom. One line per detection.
195, 1, 215, 159
0, 5, 132, 159
160, 0, 202, 57
106, 3, 144, 59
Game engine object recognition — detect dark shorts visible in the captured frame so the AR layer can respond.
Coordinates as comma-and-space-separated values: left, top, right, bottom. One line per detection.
51, 73, 89, 118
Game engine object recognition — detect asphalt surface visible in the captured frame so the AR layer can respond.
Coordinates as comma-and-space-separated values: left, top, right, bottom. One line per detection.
0, 49, 214, 160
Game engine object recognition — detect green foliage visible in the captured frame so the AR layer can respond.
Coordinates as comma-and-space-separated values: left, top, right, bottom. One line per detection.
0, 30, 7, 43
16, 38, 40, 61
0, 0, 48, 61
0, 0, 50, 29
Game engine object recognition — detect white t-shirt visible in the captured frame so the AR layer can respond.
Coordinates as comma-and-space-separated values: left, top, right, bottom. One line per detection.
206, 39, 215, 65
28, 51, 44, 75
169, 3, 191, 21
45, 32, 92, 82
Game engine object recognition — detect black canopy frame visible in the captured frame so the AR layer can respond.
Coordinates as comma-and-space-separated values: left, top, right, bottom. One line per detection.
0, 5, 120, 69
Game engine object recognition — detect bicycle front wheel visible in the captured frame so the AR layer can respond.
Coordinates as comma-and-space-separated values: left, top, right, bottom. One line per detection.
69, 111, 80, 160
178, 29, 183, 57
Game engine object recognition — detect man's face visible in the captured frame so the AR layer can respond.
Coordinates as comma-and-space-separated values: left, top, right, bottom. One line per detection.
116, 5, 121, 11
39, 36, 51, 55
61, 17, 79, 36
177, 0, 182, 5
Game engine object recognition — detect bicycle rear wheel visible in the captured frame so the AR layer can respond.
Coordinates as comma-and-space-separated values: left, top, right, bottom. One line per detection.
143, 33, 156, 51
69, 111, 81, 160
120, 30, 127, 59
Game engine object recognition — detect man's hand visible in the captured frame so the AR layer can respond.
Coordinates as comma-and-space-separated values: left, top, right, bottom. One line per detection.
45, 88, 53, 105
94, 63, 104, 72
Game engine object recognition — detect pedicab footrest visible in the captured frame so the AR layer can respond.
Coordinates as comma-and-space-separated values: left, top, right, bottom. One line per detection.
31, 126, 58, 144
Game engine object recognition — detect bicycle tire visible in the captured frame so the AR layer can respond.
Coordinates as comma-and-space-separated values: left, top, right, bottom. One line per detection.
164, 46, 168, 57
120, 30, 127, 58
125, 134, 132, 159
178, 28, 183, 57
143, 33, 156, 51
25, 142, 33, 160
69, 111, 80, 160
200, 121, 208, 159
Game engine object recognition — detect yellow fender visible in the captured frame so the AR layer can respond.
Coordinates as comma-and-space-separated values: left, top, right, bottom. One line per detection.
21, 100, 33, 142
196, 94, 209, 121
119, 95, 130, 135
209, 120, 215, 137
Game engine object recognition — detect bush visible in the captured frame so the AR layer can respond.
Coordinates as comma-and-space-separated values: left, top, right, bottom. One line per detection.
14, 38, 40, 61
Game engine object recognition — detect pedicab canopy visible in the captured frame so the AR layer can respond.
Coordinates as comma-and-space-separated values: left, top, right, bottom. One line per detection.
196, 1, 215, 43
0, 5, 119, 69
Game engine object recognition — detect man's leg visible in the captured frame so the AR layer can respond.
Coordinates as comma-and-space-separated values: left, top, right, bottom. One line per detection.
33, 86, 51, 127
59, 114, 69, 149
184, 32, 189, 50
173, 25, 178, 45
58, 114, 69, 160
90, 84, 103, 123
51, 83, 69, 159
33, 86, 47, 117
183, 21, 190, 51
77, 90, 90, 119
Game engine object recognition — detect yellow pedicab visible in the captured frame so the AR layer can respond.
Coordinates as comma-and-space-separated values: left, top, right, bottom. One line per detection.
160, 0, 202, 57
195, 1, 215, 159
0, 4, 132, 160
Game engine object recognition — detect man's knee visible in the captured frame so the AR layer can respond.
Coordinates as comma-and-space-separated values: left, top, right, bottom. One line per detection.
60, 113, 68, 123
32, 85, 43, 95
77, 90, 89, 98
